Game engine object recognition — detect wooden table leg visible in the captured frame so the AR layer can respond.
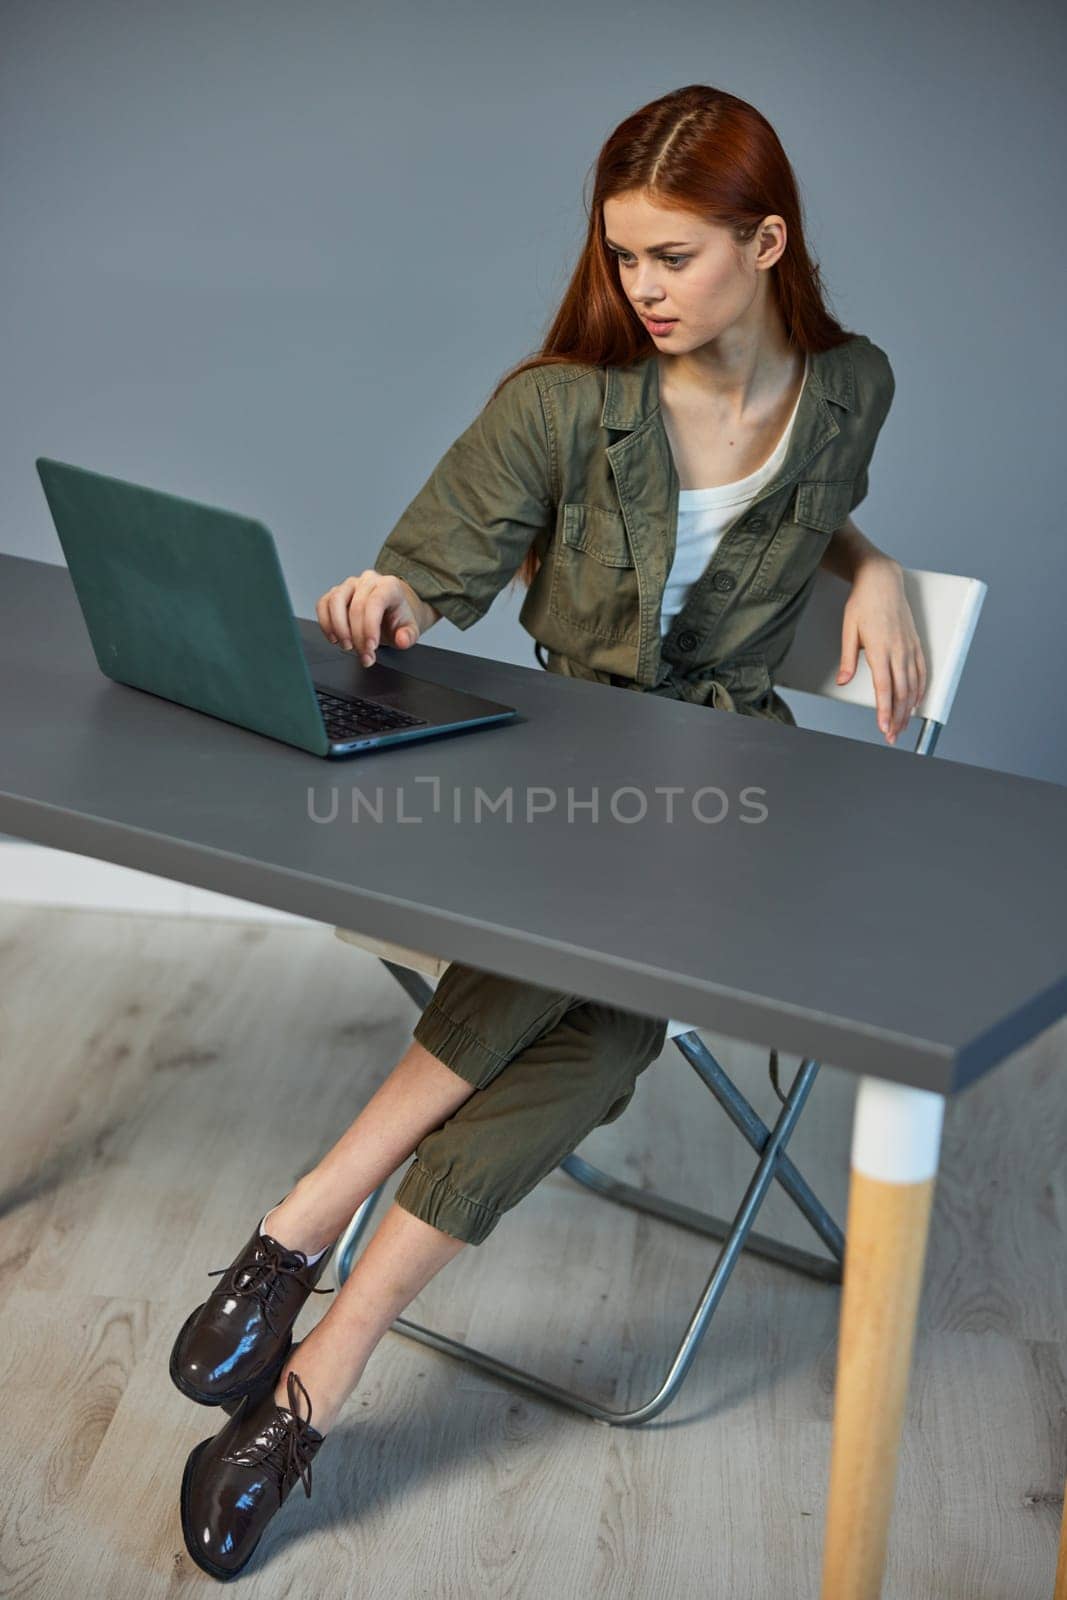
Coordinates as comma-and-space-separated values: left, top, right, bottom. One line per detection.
1055, 1480, 1067, 1598
820, 1077, 946, 1600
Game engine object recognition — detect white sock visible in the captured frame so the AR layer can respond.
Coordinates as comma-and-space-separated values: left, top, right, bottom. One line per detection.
259, 1206, 329, 1264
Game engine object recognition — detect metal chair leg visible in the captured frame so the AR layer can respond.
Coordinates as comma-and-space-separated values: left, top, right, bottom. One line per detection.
335, 954, 844, 1424
336, 1055, 822, 1424
560, 1030, 844, 1280
378, 958, 437, 1012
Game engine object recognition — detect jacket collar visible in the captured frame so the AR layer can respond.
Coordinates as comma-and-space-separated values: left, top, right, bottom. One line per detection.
601, 339, 858, 431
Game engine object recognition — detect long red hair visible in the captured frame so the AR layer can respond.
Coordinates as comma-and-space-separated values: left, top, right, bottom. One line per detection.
486, 83, 858, 597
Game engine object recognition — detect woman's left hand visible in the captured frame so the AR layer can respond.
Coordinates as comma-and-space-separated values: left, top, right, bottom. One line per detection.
836, 556, 927, 745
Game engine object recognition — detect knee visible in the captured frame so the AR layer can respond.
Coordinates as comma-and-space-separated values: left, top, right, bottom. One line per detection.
593, 1009, 667, 1123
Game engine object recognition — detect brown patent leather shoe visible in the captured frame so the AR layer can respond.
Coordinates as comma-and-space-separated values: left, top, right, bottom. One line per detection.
180, 1363, 326, 1582
169, 1208, 336, 1412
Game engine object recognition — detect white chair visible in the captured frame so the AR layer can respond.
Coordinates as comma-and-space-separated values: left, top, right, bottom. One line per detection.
331, 564, 987, 1424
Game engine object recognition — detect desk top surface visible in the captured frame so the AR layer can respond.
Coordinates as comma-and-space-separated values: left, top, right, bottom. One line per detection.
3, 553, 1065, 1095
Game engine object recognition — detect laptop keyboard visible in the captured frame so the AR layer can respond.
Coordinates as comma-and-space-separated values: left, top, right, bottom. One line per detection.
315, 688, 427, 742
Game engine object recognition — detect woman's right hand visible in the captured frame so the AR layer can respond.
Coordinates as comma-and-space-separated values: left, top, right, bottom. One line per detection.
315, 571, 423, 667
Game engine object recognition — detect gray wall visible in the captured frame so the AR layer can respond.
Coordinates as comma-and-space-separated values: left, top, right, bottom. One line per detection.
3, 0, 1064, 787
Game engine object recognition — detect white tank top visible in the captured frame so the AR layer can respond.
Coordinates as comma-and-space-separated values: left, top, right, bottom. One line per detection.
660, 356, 809, 636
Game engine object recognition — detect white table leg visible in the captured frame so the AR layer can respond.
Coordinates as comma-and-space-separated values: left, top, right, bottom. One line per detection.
820, 1077, 946, 1599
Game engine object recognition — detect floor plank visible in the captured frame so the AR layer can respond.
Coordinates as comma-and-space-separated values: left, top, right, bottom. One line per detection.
0, 905, 1063, 1597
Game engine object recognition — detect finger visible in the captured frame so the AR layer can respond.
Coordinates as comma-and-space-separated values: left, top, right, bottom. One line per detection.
900, 654, 914, 721
902, 665, 921, 729
327, 585, 358, 650
314, 596, 336, 645
891, 650, 916, 737
836, 617, 858, 683
871, 661, 894, 740
329, 575, 368, 650
354, 584, 390, 666
904, 648, 924, 722
896, 651, 915, 736
384, 596, 417, 649
890, 651, 910, 737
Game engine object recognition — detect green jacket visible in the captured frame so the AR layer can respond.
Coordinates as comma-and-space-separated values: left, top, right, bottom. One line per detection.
373, 335, 895, 727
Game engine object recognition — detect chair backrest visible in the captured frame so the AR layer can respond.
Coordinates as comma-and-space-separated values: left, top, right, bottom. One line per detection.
776, 565, 987, 730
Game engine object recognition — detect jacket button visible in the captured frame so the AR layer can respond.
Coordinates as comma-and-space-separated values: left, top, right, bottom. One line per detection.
749, 515, 766, 531
712, 571, 736, 593
677, 630, 698, 651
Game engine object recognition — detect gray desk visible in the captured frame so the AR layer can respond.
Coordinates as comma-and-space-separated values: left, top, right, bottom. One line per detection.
2, 553, 1065, 1598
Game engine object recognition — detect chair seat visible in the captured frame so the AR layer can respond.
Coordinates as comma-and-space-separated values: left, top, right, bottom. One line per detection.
332, 926, 449, 980
334, 928, 701, 1039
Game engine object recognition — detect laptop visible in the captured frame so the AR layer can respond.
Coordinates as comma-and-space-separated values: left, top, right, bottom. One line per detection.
35, 457, 519, 759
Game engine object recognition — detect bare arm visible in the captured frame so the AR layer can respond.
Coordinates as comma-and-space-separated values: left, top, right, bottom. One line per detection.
819, 515, 901, 582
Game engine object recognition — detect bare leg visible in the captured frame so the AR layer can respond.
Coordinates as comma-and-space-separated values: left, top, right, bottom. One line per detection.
263, 1039, 479, 1255
273, 1201, 467, 1432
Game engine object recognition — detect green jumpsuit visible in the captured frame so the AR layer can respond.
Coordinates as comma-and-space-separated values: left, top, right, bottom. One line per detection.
367, 337, 896, 1243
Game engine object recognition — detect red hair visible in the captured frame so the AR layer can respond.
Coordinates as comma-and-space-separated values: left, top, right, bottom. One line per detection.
489, 83, 858, 596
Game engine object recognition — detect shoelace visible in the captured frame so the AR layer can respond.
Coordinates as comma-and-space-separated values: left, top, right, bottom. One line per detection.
206, 1238, 335, 1339
269, 1369, 320, 1504
221, 1369, 322, 1505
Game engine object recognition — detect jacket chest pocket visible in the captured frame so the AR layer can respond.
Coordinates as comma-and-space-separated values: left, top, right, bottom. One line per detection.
749, 478, 855, 602
548, 502, 642, 645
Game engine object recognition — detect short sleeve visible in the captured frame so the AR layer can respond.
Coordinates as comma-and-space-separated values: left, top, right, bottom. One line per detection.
849, 344, 896, 516
373, 367, 556, 630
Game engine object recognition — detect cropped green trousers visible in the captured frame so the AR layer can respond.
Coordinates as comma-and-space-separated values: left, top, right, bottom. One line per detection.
391, 960, 669, 1246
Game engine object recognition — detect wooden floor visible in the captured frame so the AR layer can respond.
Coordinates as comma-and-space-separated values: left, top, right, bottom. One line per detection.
0, 903, 1063, 1598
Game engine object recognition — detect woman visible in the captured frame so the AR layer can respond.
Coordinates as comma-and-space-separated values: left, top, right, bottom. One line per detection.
175, 83, 925, 1580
